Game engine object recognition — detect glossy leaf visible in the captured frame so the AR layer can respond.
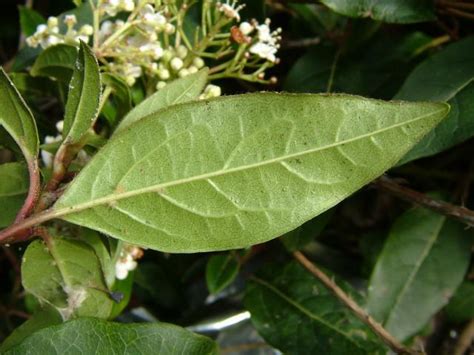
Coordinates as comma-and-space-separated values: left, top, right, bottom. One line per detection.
19, 6, 45, 36
62, 41, 101, 144
281, 209, 334, 251
284, 32, 431, 99
395, 37, 474, 164
444, 282, 474, 323
4, 318, 218, 355
206, 254, 240, 294
319, 0, 435, 24
30, 44, 78, 82
114, 69, 208, 134
366, 207, 472, 341
0, 163, 29, 227
0, 68, 39, 161
244, 262, 385, 354
50, 94, 448, 252
22, 238, 114, 320
0, 306, 62, 352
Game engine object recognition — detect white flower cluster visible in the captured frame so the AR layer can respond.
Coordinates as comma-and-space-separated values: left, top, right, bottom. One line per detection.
98, 0, 135, 16
115, 244, 143, 280
217, 0, 245, 22
26, 15, 93, 49
242, 19, 282, 63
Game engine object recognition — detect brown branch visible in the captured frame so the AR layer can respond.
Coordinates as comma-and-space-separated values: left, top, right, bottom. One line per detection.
292, 251, 423, 355
453, 319, 474, 355
374, 175, 474, 228
14, 159, 41, 223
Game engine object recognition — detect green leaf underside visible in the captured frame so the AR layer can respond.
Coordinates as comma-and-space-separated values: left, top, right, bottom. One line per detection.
19, 6, 45, 37
0, 68, 39, 160
0, 162, 29, 227
244, 262, 385, 354
206, 254, 239, 294
114, 69, 208, 134
366, 207, 471, 341
30, 44, 78, 82
4, 318, 218, 355
50, 93, 448, 252
319, 0, 435, 24
22, 239, 113, 320
62, 41, 101, 144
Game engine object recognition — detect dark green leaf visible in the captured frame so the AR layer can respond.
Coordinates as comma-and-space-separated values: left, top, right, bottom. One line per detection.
11, 46, 42, 72
114, 69, 208, 134
50, 94, 448, 252
244, 262, 385, 354
395, 37, 474, 163
0, 163, 29, 227
4, 318, 218, 355
31, 44, 78, 83
284, 32, 431, 98
62, 41, 101, 145
22, 238, 114, 320
102, 73, 132, 125
319, 0, 435, 24
11, 73, 59, 98
0, 306, 62, 352
19, 6, 45, 37
366, 207, 472, 341
444, 282, 474, 323
0, 68, 39, 161
206, 254, 240, 294
281, 209, 334, 251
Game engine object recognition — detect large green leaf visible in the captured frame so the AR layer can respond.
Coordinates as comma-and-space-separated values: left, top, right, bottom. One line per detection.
62, 41, 101, 145
114, 69, 208, 134
4, 318, 218, 355
244, 262, 385, 354
31, 44, 78, 83
47, 94, 448, 252
395, 37, 474, 164
22, 238, 114, 320
0, 68, 39, 162
0, 163, 29, 227
366, 207, 472, 341
319, 0, 435, 24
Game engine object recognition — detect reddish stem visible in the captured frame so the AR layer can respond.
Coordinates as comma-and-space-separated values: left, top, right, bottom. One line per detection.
14, 159, 41, 223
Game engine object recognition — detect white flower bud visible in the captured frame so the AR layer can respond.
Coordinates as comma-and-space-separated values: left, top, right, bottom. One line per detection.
206, 84, 221, 97
79, 24, 94, 36
193, 57, 205, 69
176, 45, 188, 59
164, 23, 175, 34
156, 81, 167, 89
158, 68, 170, 80
239, 21, 253, 35
170, 57, 184, 71
55, 120, 64, 133
178, 68, 189, 77
162, 49, 173, 63
121, 0, 135, 12
47, 17, 58, 28
188, 65, 198, 74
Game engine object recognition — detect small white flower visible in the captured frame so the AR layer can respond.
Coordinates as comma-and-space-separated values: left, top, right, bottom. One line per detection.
41, 135, 62, 168
121, 0, 135, 12
239, 21, 253, 35
176, 45, 188, 59
249, 42, 277, 62
164, 23, 175, 34
64, 15, 77, 27
139, 4, 167, 31
193, 57, 205, 69
79, 24, 94, 36
47, 17, 58, 28
99, 20, 114, 40
158, 68, 170, 80
115, 245, 143, 280
188, 65, 198, 74
170, 57, 184, 71
156, 81, 167, 89
217, 0, 245, 21
140, 43, 164, 59
178, 68, 189, 77
41, 35, 62, 49
55, 120, 64, 133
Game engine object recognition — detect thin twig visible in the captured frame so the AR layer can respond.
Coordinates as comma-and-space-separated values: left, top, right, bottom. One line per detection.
443, 7, 474, 21
374, 175, 474, 228
453, 319, 474, 355
282, 37, 321, 49
292, 251, 423, 355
